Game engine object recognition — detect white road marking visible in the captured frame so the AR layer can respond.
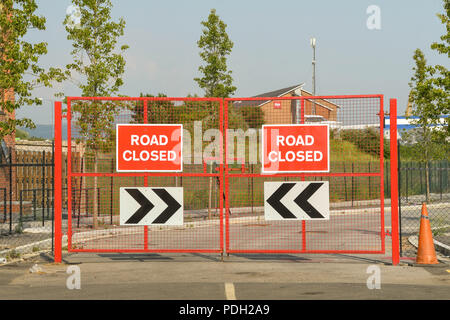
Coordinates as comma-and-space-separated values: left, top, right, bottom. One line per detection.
225, 282, 237, 300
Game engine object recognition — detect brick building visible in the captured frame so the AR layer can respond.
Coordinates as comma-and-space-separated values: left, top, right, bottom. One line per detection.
233, 84, 340, 124
0, 88, 17, 202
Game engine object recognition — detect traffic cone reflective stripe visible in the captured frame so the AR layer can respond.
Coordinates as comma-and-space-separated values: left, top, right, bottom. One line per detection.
416, 203, 439, 265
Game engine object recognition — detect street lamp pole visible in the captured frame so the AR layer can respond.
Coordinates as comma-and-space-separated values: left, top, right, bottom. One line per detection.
310, 37, 316, 115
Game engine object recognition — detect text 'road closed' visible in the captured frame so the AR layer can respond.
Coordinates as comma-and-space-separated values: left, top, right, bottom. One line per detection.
116, 124, 183, 172
262, 124, 329, 173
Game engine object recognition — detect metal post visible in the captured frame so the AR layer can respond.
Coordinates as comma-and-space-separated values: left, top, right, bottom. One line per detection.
97, 187, 101, 219
351, 163, 355, 206
9, 147, 12, 234
389, 99, 400, 266
54, 101, 63, 263
110, 158, 113, 225
19, 191, 23, 223
397, 142, 402, 257
42, 151, 46, 226
368, 162, 372, 198
439, 161, 442, 200
405, 162, 409, 202
311, 37, 317, 115
33, 189, 36, 220
344, 162, 348, 201
52, 141, 55, 252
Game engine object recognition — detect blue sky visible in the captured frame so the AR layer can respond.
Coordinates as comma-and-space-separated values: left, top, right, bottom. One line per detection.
18, 0, 449, 124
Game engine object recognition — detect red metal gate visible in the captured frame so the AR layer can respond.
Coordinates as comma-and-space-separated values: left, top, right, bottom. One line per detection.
53, 94, 400, 264
58, 96, 224, 253
224, 95, 386, 254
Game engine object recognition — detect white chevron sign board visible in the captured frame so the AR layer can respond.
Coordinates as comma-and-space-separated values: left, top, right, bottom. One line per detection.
120, 187, 183, 226
264, 181, 330, 221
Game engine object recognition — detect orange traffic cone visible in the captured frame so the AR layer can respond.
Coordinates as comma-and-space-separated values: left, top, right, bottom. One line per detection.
416, 203, 439, 264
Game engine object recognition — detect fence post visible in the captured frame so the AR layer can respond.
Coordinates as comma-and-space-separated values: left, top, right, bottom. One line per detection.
54, 101, 63, 263
42, 150, 46, 226
389, 99, 400, 266
9, 147, 12, 234
397, 142, 402, 257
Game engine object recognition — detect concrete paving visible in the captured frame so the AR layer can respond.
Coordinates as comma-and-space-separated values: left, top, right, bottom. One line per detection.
0, 252, 449, 300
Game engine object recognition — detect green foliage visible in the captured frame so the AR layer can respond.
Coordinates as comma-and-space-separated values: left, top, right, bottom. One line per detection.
61, 0, 128, 153
132, 93, 175, 124
0, 0, 65, 140
429, 0, 450, 139
339, 128, 389, 159
401, 128, 449, 162
15, 128, 29, 140
194, 9, 236, 98
239, 106, 265, 129
62, 0, 128, 98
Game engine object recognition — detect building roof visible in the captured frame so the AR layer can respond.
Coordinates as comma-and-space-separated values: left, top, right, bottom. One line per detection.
252, 84, 304, 98
233, 84, 304, 108
233, 84, 340, 111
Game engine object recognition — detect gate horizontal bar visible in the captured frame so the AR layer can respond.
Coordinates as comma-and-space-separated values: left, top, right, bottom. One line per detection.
70, 172, 222, 177
227, 172, 382, 178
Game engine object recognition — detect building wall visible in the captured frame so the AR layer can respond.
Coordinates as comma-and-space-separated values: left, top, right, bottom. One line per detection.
0, 88, 17, 202
261, 90, 339, 125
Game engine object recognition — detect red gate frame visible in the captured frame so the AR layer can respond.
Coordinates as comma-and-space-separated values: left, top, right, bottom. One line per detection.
223, 95, 394, 257
53, 95, 400, 265
55, 97, 224, 256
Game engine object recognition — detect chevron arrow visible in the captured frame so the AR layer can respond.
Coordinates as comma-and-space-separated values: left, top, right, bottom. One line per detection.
294, 182, 325, 219
266, 183, 297, 219
124, 189, 154, 224
151, 189, 182, 224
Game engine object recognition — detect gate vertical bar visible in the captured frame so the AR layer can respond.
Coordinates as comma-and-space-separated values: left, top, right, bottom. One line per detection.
224, 99, 230, 254
67, 98, 73, 250
143, 99, 148, 250
379, 95, 385, 253
397, 142, 402, 257
54, 101, 63, 263
300, 98, 306, 251
219, 98, 224, 254
389, 98, 400, 265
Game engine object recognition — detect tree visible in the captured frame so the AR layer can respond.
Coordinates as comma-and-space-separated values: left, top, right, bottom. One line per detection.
61, 0, 128, 228
430, 0, 450, 139
194, 9, 236, 98
132, 93, 176, 124
0, 0, 65, 141
407, 49, 448, 201
238, 106, 265, 129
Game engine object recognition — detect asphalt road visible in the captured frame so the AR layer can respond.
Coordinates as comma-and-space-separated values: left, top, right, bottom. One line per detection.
0, 252, 449, 300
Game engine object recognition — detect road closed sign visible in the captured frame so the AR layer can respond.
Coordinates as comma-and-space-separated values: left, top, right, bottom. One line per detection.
116, 124, 183, 172
262, 124, 329, 173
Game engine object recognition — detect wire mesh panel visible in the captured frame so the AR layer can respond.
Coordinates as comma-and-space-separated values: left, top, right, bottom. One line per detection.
397, 159, 450, 257
224, 95, 385, 254
66, 97, 223, 253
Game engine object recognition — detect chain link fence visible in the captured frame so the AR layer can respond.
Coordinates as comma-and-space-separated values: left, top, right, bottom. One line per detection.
396, 156, 449, 257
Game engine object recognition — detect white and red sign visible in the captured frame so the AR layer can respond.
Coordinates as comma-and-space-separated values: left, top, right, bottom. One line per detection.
262, 124, 329, 173
274, 101, 282, 109
116, 124, 183, 172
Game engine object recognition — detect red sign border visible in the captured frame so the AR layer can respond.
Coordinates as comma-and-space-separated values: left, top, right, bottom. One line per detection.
261, 124, 330, 174
116, 123, 183, 173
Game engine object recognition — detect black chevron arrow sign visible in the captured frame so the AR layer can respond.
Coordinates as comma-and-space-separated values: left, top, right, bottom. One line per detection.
264, 182, 329, 220
124, 189, 155, 224
120, 187, 183, 225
